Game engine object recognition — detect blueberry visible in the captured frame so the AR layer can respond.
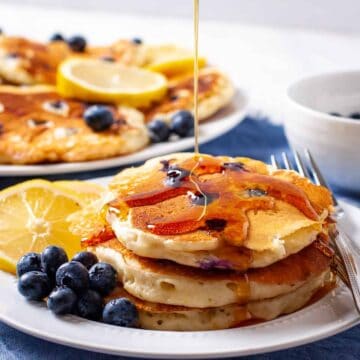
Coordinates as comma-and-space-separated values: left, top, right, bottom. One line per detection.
329, 112, 341, 117
103, 298, 139, 327
205, 219, 227, 231
160, 159, 170, 171
147, 119, 170, 143
222, 162, 246, 172
350, 112, 360, 120
165, 166, 190, 187
56, 261, 89, 294
7, 52, 18, 58
132, 38, 143, 45
189, 192, 218, 206
247, 188, 267, 197
47, 286, 77, 315
49, 33, 65, 42
41, 246, 68, 279
84, 106, 114, 132
0, 28, 3, 35
89, 262, 117, 296
170, 110, 194, 137
17, 252, 42, 277
77, 290, 103, 320
67, 35, 86, 52
100, 56, 115, 62
72, 251, 98, 270
18, 271, 52, 301
49, 100, 65, 109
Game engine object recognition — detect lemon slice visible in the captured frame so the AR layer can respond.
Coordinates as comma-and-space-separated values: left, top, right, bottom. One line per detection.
0, 179, 84, 274
57, 58, 168, 107
145, 44, 206, 76
54, 180, 105, 205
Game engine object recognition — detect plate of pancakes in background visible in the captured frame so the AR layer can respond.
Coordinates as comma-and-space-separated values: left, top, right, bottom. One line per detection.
0, 34, 247, 176
1, 153, 359, 358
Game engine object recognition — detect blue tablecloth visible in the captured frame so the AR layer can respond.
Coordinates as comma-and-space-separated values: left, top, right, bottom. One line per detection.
1, 116, 359, 359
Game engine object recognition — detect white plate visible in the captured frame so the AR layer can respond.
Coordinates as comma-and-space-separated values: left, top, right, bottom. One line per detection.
0, 191, 359, 358
0, 91, 247, 177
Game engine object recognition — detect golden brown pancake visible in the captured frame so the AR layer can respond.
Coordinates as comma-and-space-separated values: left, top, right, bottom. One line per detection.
0, 36, 70, 84
91, 237, 332, 308
105, 269, 331, 330
0, 36, 147, 85
144, 68, 234, 122
97, 153, 333, 271
0, 86, 148, 164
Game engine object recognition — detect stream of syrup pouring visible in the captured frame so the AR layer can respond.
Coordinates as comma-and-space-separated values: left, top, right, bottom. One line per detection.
193, 0, 200, 155
190, 0, 209, 221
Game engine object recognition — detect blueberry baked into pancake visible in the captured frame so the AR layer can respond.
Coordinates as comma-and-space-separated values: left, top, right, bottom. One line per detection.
69, 152, 335, 330
0, 86, 148, 164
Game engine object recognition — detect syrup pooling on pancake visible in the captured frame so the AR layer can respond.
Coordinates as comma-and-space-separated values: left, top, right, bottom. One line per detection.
112, 155, 319, 247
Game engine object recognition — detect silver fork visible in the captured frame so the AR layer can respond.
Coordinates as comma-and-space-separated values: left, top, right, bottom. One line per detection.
271, 149, 360, 314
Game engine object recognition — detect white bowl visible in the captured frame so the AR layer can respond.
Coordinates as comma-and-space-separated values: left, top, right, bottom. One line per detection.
285, 71, 360, 193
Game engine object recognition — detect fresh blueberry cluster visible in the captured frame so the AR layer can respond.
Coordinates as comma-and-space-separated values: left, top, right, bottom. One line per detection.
147, 110, 195, 143
49, 32, 87, 52
17, 246, 139, 328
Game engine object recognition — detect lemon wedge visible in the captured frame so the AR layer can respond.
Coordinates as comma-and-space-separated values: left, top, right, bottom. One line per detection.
145, 44, 206, 76
54, 180, 105, 205
57, 58, 168, 107
0, 179, 85, 274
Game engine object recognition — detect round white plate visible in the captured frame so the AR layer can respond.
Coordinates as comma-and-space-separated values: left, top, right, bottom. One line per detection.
0, 196, 359, 358
0, 91, 247, 177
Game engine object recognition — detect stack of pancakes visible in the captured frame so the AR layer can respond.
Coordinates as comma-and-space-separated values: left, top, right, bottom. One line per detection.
71, 153, 335, 331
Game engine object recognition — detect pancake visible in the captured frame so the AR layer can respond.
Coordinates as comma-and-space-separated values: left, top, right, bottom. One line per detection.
144, 68, 234, 122
106, 269, 331, 331
88, 39, 147, 67
103, 153, 333, 271
0, 86, 149, 164
0, 36, 71, 84
0, 36, 147, 85
90, 238, 332, 308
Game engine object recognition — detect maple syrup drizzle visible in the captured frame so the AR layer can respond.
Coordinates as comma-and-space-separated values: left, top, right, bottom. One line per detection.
188, 0, 209, 222
81, 227, 115, 248
118, 156, 319, 246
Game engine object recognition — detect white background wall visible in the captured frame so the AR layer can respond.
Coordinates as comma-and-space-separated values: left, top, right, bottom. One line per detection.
2, 0, 360, 33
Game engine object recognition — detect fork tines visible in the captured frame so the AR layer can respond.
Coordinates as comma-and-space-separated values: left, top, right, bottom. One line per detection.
270, 149, 359, 312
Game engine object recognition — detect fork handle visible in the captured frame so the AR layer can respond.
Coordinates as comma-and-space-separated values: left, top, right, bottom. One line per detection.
335, 228, 360, 314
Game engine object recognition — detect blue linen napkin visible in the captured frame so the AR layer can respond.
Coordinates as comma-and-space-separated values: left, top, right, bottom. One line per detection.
0, 116, 359, 359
